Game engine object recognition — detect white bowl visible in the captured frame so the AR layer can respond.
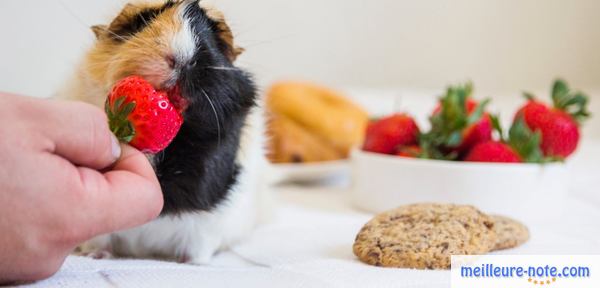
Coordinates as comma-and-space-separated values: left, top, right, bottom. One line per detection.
351, 149, 570, 221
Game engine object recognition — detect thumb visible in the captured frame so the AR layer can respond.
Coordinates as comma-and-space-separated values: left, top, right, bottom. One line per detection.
78, 144, 163, 237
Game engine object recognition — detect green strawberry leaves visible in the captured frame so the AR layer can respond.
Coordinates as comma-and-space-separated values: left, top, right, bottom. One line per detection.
508, 117, 544, 163
106, 96, 137, 143
489, 114, 546, 163
551, 79, 591, 124
523, 91, 536, 101
467, 99, 490, 126
419, 82, 488, 160
489, 114, 504, 142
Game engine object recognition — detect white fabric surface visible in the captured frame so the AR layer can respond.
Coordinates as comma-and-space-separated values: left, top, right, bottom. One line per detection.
20, 141, 600, 288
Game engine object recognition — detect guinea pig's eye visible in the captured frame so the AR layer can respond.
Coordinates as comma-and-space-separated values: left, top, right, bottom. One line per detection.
166, 54, 176, 69
109, 3, 175, 42
112, 10, 160, 39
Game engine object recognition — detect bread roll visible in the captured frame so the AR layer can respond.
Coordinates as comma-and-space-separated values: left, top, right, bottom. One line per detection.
267, 81, 368, 158
267, 114, 343, 163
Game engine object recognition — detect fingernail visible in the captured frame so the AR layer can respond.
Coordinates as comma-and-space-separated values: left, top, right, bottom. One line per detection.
111, 134, 122, 159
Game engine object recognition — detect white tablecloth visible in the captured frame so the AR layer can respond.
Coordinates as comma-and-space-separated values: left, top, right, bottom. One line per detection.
21, 140, 600, 288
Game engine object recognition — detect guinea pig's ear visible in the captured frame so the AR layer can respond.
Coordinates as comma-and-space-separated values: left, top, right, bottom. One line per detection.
201, 3, 244, 62
216, 21, 245, 62
107, 3, 143, 35
91, 25, 108, 39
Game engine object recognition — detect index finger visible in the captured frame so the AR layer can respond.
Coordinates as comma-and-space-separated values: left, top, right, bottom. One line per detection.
23, 96, 122, 170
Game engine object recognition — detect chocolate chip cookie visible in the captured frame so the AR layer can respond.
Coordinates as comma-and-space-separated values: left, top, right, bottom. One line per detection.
353, 203, 496, 270
490, 215, 529, 251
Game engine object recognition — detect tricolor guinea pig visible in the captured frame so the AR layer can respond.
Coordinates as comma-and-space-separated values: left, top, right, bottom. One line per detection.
60, 0, 266, 264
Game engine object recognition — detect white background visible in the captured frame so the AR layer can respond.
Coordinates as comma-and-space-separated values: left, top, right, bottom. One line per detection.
0, 0, 598, 135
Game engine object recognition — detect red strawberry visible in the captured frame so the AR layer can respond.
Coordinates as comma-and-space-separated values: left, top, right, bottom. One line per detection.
460, 112, 492, 153
420, 82, 491, 159
515, 99, 550, 127
465, 114, 545, 163
433, 99, 493, 154
536, 110, 580, 157
464, 141, 521, 163
396, 145, 422, 158
363, 114, 420, 154
106, 76, 183, 154
515, 80, 590, 158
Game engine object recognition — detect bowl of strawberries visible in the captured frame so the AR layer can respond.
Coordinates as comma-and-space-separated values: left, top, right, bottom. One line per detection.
351, 80, 591, 221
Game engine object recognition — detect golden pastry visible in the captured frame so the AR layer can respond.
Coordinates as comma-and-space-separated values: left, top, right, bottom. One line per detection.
266, 81, 368, 162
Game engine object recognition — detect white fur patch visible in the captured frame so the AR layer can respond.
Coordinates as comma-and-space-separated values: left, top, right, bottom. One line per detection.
172, 2, 197, 65
79, 104, 269, 264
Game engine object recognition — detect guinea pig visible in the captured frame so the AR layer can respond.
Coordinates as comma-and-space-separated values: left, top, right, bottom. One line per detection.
59, 0, 266, 264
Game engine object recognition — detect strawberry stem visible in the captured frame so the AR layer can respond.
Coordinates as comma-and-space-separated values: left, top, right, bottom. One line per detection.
551, 79, 591, 124
523, 91, 536, 101
105, 96, 137, 143
419, 81, 488, 160
508, 116, 544, 163
489, 114, 505, 142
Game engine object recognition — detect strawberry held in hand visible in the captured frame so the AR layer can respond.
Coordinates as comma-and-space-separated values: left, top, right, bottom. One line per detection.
106, 76, 183, 154
516, 79, 590, 158
363, 114, 420, 154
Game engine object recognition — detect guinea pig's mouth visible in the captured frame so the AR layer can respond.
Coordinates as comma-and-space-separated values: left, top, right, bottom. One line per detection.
165, 83, 190, 113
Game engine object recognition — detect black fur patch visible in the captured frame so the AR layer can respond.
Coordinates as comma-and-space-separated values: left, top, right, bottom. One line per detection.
154, 3, 256, 215
109, 1, 177, 41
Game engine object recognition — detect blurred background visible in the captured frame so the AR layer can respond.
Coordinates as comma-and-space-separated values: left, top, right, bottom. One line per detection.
0, 0, 598, 136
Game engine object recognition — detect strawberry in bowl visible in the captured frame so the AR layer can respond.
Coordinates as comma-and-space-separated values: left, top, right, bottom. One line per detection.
363, 114, 420, 154
352, 79, 591, 221
428, 83, 493, 157
516, 80, 590, 158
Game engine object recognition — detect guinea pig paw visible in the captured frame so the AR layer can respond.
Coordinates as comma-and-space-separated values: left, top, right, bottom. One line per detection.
180, 252, 213, 265
77, 249, 114, 260
74, 244, 114, 260
88, 250, 114, 260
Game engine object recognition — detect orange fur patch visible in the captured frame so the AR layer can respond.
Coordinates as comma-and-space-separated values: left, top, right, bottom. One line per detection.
80, 1, 243, 106
85, 3, 182, 94
199, 2, 244, 61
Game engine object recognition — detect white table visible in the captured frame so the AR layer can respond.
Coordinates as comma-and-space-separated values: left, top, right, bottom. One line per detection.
22, 140, 600, 288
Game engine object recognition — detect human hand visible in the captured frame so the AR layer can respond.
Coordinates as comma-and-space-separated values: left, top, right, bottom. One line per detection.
0, 93, 163, 283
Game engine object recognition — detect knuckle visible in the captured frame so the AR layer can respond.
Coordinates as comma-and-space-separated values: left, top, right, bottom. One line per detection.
85, 104, 109, 129
81, 104, 112, 163
85, 106, 110, 140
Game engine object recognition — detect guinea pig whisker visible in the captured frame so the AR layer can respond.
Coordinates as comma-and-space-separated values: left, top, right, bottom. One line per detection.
200, 88, 222, 147
56, 0, 163, 51
205, 66, 239, 71
139, 12, 151, 28
128, 36, 160, 49
100, 27, 132, 42
97, 26, 155, 49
